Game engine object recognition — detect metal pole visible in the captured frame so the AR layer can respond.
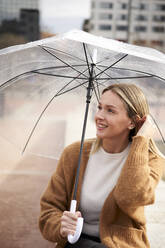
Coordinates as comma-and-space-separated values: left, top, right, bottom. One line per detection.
73, 64, 95, 200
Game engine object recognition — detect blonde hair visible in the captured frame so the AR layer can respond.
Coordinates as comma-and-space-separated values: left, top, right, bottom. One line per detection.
93, 83, 164, 158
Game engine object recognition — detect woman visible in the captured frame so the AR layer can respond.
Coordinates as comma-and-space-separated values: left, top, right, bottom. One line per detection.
39, 83, 164, 248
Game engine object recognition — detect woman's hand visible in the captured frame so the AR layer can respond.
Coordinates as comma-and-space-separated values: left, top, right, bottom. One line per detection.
136, 115, 155, 139
60, 211, 82, 238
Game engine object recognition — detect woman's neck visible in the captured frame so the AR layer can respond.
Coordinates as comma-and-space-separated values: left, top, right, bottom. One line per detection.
102, 137, 130, 154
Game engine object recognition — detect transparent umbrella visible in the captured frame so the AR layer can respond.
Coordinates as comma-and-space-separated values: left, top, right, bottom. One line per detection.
0, 29, 165, 243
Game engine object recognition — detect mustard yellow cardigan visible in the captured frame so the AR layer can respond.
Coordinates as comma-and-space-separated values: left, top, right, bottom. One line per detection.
39, 136, 164, 248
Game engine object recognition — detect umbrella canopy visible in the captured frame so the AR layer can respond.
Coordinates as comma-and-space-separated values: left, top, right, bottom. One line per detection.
0, 29, 165, 161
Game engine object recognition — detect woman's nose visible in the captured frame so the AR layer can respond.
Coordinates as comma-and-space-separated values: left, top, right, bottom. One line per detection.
95, 110, 105, 120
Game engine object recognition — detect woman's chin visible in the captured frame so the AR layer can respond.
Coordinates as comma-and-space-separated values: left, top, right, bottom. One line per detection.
96, 132, 104, 139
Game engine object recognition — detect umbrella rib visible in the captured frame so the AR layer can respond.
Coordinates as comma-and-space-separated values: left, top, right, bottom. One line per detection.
96, 56, 115, 65
93, 69, 110, 87
95, 54, 128, 78
96, 63, 154, 81
0, 71, 34, 90
41, 45, 86, 63
95, 65, 120, 84
93, 65, 118, 88
0, 64, 88, 90
83, 43, 91, 76
22, 79, 89, 154
32, 64, 90, 70
0, 70, 85, 90
33, 66, 91, 89
32, 71, 87, 80
95, 52, 125, 65
40, 46, 88, 79
97, 75, 153, 80
113, 67, 165, 82
55, 80, 89, 97
98, 65, 165, 83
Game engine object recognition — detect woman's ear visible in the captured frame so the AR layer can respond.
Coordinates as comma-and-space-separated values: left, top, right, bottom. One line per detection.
128, 123, 135, 130
128, 116, 136, 130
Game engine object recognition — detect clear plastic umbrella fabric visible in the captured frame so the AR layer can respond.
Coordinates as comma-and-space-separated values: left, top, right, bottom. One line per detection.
0, 30, 164, 160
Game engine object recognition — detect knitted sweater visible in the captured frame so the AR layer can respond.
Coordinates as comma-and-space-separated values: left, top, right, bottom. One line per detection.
39, 136, 164, 248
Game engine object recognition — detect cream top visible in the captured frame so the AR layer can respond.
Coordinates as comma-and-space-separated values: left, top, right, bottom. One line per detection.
79, 143, 131, 237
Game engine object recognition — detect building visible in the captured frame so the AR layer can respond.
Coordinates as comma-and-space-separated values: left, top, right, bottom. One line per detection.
20, 9, 40, 41
0, 0, 40, 42
0, 0, 39, 24
88, 0, 165, 52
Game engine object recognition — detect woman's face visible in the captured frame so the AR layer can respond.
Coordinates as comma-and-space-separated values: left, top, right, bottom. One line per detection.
95, 90, 133, 143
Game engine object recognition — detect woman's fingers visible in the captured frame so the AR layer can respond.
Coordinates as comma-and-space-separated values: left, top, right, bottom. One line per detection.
61, 214, 77, 231
60, 211, 81, 238
60, 227, 75, 237
136, 115, 155, 138
63, 211, 78, 221
60, 224, 76, 237
135, 115, 146, 132
75, 211, 82, 218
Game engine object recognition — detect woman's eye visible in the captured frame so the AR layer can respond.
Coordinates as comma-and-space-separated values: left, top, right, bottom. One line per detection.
97, 105, 101, 110
107, 109, 113, 113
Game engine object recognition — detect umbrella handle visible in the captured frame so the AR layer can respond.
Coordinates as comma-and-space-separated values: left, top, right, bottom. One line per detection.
67, 200, 84, 244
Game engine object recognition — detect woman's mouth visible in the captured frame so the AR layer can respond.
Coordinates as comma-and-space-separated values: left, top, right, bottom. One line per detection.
97, 123, 108, 130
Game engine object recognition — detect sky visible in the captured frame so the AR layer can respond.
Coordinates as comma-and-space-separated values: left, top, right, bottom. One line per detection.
40, 0, 91, 34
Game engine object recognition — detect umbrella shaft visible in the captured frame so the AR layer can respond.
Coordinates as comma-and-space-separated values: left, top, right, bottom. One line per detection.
73, 65, 95, 200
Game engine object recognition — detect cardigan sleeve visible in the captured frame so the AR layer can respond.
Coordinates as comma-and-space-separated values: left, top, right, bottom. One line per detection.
38, 143, 79, 244
114, 136, 164, 208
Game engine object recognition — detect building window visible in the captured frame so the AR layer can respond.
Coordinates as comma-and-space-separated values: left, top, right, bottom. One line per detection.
118, 14, 127, 20
154, 4, 165, 11
135, 26, 147, 32
135, 15, 148, 21
121, 3, 128, 9
117, 25, 128, 31
152, 26, 165, 32
99, 24, 112, 30
139, 3, 147, 10
153, 15, 165, 22
99, 13, 113, 20
100, 2, 113, 9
